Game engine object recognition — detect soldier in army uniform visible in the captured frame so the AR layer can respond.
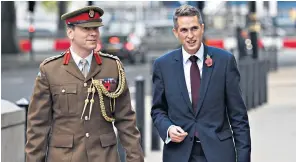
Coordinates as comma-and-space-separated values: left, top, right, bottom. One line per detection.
25, 6, 144, 162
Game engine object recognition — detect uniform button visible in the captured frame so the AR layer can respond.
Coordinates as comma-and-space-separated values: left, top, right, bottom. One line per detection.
61, 89, 65, 93
85, 116, 89, 121
86, 133, 90, 138
84, 83, 87, 87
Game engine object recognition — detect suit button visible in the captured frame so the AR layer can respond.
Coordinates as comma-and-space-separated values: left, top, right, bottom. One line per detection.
84, 83, 87, 87
85, 116, 89, 121
86, 133, 90, 138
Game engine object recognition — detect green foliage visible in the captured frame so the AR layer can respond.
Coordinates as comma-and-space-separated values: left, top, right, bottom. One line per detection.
41, 1, 57, 13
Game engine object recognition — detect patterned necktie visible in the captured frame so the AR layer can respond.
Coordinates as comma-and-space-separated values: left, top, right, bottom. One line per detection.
189, 55, 201, 113
80, 59, 89, 77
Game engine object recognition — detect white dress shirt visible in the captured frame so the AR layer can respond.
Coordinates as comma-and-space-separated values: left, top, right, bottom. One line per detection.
165, 43, 204, 144
70, 47, 93, 73
182, 43, 204, 102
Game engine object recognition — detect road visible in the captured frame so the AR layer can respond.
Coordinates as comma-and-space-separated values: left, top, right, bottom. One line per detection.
1, 49, 296, 103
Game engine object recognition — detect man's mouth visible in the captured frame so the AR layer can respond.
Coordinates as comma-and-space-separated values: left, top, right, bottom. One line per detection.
187, 40, 196, 45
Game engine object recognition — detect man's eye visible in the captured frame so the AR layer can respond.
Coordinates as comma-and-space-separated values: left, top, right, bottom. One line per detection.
181, 29, 187, 32
192, 26, 198, 30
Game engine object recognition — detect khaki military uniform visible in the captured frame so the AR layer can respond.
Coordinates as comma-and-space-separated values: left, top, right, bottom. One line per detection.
25, 50, 144, 162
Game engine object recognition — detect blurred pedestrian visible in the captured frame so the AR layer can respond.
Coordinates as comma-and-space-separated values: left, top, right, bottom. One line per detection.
151, 4, 251, 162
25, 6, 144, 162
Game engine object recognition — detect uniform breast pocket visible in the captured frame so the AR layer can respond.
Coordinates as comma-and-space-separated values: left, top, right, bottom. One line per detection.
109, 82, 118, 92
51, 84, 78, 114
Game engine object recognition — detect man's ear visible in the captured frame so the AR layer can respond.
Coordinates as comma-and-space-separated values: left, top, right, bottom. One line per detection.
172, 28, 178, 39
201, 23, 205, 35
67, 27, 74, 40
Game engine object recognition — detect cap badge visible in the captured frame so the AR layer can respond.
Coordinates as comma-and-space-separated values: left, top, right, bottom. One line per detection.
89, 9, 95, 18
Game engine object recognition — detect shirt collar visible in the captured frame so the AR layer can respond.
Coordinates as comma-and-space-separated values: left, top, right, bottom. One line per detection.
70, 47, 93, 66
182, 43, 204, 64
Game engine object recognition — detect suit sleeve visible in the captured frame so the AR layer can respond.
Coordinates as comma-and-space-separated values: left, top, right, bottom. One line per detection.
114, 79, 144, 162
25, 64, 52, 162
225, 54, 251, 162
150, 60, 173, 141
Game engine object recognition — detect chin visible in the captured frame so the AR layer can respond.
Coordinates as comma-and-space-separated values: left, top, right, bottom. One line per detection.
88, 46, 97, 50
185, 47, 198, 54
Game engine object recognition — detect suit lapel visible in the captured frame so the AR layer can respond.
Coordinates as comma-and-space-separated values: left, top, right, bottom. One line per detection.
61, 56, 85, 81
196, 45, 214, 116
173, 48, 194, 114
85, 55, 102, 81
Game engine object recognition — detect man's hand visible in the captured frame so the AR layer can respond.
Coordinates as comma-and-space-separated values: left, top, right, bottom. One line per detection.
168, 126, 188, 143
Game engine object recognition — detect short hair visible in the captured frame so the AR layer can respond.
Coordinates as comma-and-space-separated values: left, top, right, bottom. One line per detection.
173, 4, 203, 29
67, 24, 75, 30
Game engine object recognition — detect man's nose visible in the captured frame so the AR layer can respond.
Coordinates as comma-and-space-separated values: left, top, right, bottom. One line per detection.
90, 28, 99, 36
187, 31, 193, 38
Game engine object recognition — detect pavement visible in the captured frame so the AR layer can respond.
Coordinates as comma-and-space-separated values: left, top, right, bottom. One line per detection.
142, 66, 296, 162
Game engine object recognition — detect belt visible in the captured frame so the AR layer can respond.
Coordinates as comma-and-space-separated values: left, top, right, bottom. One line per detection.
194, 136, 201, 143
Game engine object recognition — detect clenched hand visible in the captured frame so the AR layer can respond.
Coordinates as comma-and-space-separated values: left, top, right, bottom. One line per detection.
168, 126, 188, 143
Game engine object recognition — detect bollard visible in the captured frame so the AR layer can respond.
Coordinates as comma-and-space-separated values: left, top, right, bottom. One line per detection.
259, 60, 266, 105
244, 58, 254, 109
16, 98, 29, 143
250, 60, 256, 109
150, 57, 161, 151
253, 60, 260, 108
271, 47, 278, 71
135, 76, 145, 155
263, 60, 268, 103
238, 61, 247, 106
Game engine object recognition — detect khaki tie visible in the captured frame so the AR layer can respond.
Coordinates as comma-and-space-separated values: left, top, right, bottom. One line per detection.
80, 59, 89, 77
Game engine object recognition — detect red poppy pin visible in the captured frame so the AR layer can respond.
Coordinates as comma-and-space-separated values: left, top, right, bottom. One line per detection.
103, 82, 111, 91
205, 55, 213, 67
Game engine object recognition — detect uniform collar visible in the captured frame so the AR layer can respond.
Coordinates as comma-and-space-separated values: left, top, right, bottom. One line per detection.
182, 43, 204, 64
70, 47, 93, 66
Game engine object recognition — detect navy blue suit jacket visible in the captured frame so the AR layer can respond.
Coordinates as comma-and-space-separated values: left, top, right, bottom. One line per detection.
151, 46, 251, 162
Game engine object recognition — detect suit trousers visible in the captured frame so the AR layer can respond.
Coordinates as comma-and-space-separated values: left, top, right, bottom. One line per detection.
189, 139, 207, 162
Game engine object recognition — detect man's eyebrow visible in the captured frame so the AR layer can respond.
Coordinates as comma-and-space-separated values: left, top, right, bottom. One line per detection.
180, 27, 188, 30
180, 25, 199, 30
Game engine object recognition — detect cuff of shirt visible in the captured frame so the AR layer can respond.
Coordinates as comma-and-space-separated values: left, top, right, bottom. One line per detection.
165, 125, 175, 144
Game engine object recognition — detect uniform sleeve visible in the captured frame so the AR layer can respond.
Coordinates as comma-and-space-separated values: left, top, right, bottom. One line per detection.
114, 79, 144, 162
25, 64, 52, 162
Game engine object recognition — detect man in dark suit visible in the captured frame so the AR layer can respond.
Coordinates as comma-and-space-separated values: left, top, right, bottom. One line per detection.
151, 5, 251, 162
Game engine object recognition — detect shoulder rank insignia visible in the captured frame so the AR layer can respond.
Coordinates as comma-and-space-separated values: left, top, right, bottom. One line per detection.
99, 51, 124, 70
42, 52, 66, 65
99, 51, 120, 61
